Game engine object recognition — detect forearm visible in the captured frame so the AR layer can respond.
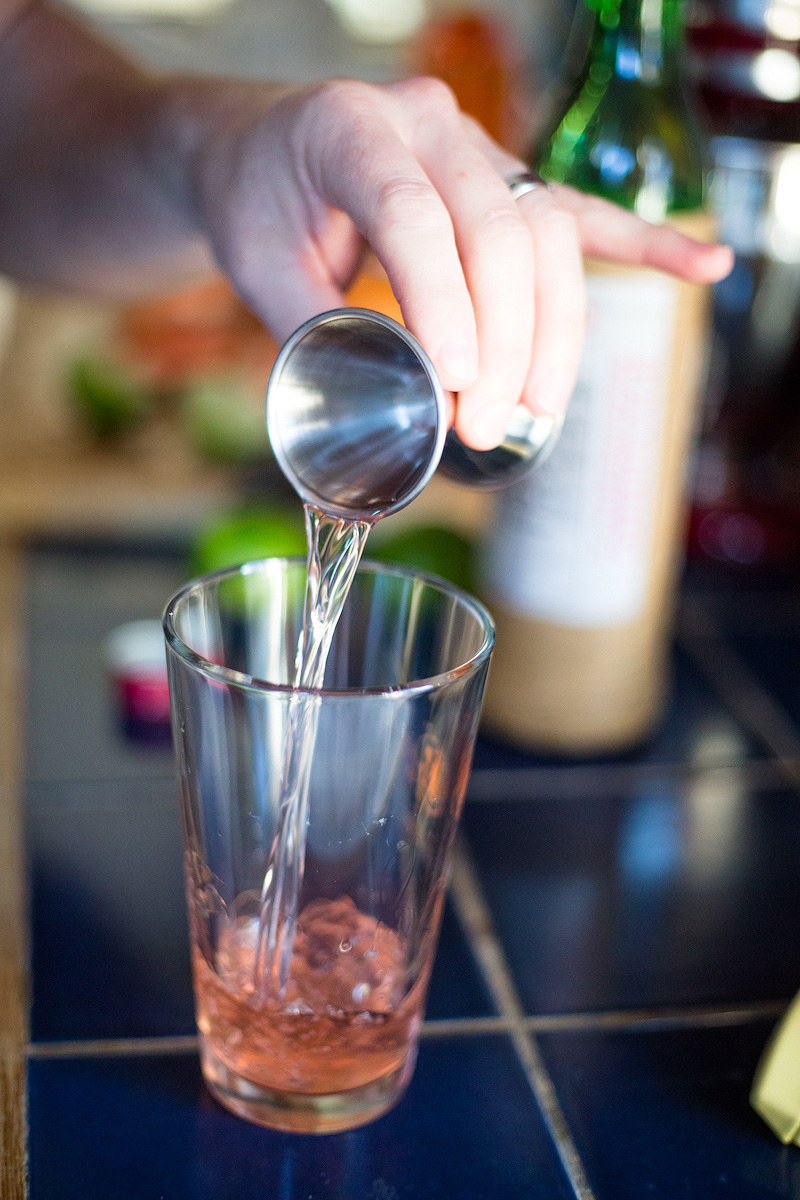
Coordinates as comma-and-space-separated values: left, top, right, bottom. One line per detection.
0, 1, 274, 297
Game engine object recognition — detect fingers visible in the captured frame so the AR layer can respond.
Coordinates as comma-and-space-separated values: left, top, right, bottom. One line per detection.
455, 113, 585, 427
398, 82, 535, 448
552, 186, 734, 282
518, 189, 585, 419
273, 84, 586, 447
259, 80, 734, 454
310, 80, 480, 395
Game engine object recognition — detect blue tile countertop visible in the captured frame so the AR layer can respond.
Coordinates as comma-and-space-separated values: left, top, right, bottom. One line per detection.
24, 542, 800, 1198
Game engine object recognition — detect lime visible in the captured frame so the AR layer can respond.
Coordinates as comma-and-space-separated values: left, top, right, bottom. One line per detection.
371, 525, 476, 593
191, 505, 307, 577
67, 356, 150, 440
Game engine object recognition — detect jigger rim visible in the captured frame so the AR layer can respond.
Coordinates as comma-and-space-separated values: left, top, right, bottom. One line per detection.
266, 308, 448, 521
163, 558, 495, 700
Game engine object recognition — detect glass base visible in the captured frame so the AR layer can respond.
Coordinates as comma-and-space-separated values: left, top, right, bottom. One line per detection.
200, 1038, 417, 1134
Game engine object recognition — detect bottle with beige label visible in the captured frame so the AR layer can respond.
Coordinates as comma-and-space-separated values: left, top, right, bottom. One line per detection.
480, 0, 713, 753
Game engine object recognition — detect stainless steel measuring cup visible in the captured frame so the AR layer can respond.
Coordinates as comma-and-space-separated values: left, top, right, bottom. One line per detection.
266, 309, 446, 521
266, 308, 562, 519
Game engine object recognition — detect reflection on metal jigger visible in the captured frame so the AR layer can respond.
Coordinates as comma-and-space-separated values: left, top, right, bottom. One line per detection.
438, 404, 564, 489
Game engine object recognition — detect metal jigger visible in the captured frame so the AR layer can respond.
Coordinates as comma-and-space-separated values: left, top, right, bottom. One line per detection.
266, 309, 446, 521
266, 309, 562, 519
439, 403, 564, 489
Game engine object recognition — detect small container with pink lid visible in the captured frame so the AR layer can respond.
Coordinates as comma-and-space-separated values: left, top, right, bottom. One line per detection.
105, 619, 171, 739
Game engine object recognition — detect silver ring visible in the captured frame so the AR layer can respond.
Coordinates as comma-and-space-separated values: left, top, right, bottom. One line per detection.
506, 170, 551, 201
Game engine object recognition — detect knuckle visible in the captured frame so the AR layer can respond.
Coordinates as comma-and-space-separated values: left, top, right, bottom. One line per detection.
534, 203, 579, 244
308, 78, 379, 129
300, 79, 390, 185
395, 75, 460, 118
373, 175, 446, 233
478, 203, 531, 251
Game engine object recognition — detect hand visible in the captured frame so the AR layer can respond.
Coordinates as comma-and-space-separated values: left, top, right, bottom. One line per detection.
0, 0, 733, 452
189, 76, 733, 451
0, 0, 733, 455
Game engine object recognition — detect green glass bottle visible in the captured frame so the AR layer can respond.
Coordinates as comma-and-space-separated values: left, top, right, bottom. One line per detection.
480, 0, 714, 754
538, 0, 705, 221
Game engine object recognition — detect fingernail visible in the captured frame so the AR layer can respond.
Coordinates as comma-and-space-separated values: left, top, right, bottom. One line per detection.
470, 402, 510, 449
438, 337, 479, 384
709, 244, 735, 278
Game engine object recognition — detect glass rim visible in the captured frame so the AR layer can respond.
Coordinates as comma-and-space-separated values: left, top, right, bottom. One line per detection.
162, 556, 495, 699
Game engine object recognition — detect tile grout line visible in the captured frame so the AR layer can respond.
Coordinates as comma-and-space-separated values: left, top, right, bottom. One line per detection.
524, 999, 786, 1033
26, 1017, 518, 1059
27, 1036, 200, 1060
27, 997, 789, 1061
419, 1015, 513, 1038
679, 601, 800, 790
448, 839, 597, 1200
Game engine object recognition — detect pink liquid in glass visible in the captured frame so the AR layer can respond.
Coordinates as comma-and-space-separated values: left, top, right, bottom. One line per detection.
193, 896, 423, 1096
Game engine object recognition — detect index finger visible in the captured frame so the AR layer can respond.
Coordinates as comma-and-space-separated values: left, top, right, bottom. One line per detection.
310, 81, 481, 393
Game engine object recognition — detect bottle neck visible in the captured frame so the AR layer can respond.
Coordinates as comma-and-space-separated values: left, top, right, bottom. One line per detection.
585, 0, 684, 85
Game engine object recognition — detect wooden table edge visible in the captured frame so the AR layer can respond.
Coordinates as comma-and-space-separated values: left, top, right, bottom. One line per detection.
0, 450, 234, 1200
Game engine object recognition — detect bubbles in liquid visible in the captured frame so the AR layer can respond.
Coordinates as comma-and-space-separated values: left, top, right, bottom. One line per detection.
194, 897, 418, 1096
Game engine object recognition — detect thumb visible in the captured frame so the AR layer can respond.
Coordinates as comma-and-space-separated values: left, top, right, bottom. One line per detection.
227, 248, 348, 345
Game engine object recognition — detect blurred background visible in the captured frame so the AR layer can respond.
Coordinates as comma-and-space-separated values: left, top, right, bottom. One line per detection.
5, 0, 800, 689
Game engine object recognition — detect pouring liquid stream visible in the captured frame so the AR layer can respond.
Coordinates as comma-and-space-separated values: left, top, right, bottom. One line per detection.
253, 504, 374, 1000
